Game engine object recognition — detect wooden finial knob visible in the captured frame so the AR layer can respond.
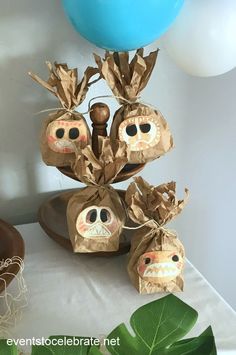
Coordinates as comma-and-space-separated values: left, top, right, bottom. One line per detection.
90, 102, 110, 157
90, 102, 110, 127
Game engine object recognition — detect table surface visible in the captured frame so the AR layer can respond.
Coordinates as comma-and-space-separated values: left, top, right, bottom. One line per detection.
9, 223, 236, 354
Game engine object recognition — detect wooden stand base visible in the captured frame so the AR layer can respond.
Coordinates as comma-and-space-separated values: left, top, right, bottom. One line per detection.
38, 190, 132, 257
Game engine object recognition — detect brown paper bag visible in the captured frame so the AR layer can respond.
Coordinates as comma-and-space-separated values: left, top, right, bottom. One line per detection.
95, 50, 173, 164
125, 176, 189, 294
29, 62, 98, 167
67, 137, 128, 253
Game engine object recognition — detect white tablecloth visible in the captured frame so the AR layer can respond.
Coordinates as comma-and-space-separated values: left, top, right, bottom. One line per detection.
9, 223, 236, 354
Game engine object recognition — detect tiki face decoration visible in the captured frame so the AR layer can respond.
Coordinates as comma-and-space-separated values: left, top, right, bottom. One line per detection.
137, 251, 184, 284
118, 115, 161, 152
76, 206, 120, 239
46, 120, 89, 154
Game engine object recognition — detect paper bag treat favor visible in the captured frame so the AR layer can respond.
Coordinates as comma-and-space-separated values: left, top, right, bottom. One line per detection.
67, 137, 128, 253
126, 176, 189, 294
29, 62, 98, 167
95, 49, 173, 164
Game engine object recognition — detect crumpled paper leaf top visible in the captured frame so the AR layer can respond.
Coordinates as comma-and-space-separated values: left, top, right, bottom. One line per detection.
94, 48, 159, 104
126, 176, 189, 228
29, 62, 99, 109
72, 137, 128, 185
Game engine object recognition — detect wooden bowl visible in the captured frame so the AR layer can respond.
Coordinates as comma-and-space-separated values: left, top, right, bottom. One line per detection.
58, 163, 145, 183
38, 189, 133, 257
0, 219, 25, 293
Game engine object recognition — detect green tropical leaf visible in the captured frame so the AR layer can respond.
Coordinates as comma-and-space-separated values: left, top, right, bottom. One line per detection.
159, 326, 217, 354
88, 345, 103, 354
108, 322, 145, 354
31, 345, 53, 355
0, 340, 18, 355
0, 296, 217, 355
32, 336, 99, 355
106, 294, 199, 355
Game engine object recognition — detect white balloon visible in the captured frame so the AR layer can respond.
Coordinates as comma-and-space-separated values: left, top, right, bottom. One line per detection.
162, 0, 236, 77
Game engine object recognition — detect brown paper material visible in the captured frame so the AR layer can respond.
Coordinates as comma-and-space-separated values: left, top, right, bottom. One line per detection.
29, 62, 98, 167
39, 110, 91, 167
95, 50, 173, 164
67, 137, 128, 253
126, 176, 189, 294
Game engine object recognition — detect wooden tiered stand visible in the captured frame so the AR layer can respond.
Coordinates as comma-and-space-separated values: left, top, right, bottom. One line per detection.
38, 103, 145, 256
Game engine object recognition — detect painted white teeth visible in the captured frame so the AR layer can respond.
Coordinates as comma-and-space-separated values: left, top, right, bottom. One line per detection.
56, 140, 73, 148
84, 223, 111, 238
143, 262, 180, 278
143, 270, 178, 278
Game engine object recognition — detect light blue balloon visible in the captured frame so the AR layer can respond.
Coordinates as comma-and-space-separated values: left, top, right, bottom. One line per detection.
61, 0, 184, 51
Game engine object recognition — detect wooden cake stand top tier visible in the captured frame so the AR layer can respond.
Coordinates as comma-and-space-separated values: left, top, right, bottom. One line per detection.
58, 102, 145, 183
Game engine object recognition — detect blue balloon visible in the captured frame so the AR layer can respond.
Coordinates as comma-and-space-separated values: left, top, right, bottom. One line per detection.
61, 0, 184, 51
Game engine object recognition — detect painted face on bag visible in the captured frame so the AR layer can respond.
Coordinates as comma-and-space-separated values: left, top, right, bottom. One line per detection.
76, 206, 120, 239
46, 120, 88, 153
118, 115, 160, 151
137, 251, 183, 284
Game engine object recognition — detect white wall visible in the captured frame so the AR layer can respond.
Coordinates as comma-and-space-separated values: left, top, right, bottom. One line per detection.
0, 0, 235, 309
176, 70, 236, 310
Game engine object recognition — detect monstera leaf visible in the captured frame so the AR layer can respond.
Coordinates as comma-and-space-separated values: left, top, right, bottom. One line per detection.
31, 336, 99, 355
89, 346, 104, 354
106, 295, 216, 355
157, 326, 216, 355
0, 340, 18, 355
0, 295, 216, 355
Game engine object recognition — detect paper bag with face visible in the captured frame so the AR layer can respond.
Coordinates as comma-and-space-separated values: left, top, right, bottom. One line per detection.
94, 50, 173, 163
67, 138, 128, 253
29, 62, 98, 167
129, 229, 185, 294
77, 206, 118, 239
126, 176, 189, 294
138, 250, 184, 284
67, 186, 125, 253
